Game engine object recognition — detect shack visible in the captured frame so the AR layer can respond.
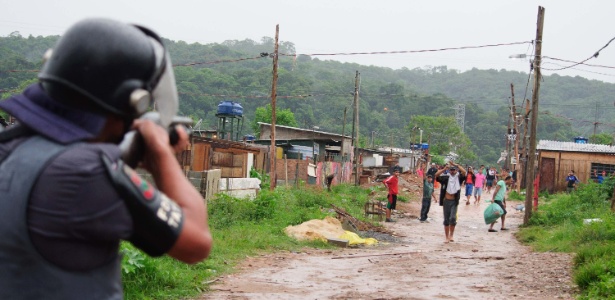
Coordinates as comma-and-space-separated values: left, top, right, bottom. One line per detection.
537, 139, 615, 193
256, 123, 353, 187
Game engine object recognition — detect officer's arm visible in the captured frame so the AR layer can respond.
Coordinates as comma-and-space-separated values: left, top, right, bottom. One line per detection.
137, 120, 212, 264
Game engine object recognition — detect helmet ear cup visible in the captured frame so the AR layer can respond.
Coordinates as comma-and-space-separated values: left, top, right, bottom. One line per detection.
130, 89, 151, 116
112, 79, 151, 118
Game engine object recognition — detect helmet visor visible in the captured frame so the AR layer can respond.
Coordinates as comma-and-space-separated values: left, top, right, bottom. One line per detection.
149, 37, 178, 127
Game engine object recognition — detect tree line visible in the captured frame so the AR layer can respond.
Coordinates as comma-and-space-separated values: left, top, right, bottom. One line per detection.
1, 32, 613, 165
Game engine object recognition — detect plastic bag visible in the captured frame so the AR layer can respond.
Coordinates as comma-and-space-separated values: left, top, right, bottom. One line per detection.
484, 203, 504, 225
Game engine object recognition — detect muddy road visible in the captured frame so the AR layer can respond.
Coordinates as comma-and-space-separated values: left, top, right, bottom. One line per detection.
202, 187, 576, 300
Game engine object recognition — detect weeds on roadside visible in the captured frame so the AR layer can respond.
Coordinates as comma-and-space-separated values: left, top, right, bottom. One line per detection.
507, 190, 524, 201
122, 183, 376, 299
519, 179, 615, 298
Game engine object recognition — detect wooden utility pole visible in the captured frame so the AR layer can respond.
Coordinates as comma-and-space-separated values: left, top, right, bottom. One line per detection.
511, 84, 520, 193
506, 101, 512, 170
519, 98, 530, 193
353, 71, 360, 186
593, 102, 599, 136
524, 6, 545, 224
341, 107, 347, 161
269, 25, 279, 191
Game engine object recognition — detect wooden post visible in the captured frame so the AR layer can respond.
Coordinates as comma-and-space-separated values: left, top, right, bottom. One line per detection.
524, 6, 545, 224
284, 154, 288, 187
511, 83, 520, 193
353, 71, 360, 186
520, 98, 530, 191
269, 25, 279, 191
341, 107, 347, 160
295, 162, 299, 188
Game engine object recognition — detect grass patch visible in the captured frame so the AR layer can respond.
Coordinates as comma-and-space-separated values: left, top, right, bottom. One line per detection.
518, 179, 615, 298
122, 183, 379, 299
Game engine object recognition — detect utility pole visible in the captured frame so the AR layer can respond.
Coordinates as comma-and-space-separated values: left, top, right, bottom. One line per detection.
517, 99, 531, 193
520, 98, 530, 198
593, 102, 599, 136
341, 107, 347, 161
511, 83, 521, 193
524, 6, 545, 224
353, 71, 360, 186
269, 25, 279, 191
506, 99, 512, 170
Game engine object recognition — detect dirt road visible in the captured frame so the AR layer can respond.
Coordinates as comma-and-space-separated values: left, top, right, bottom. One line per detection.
203, 188, 576, 300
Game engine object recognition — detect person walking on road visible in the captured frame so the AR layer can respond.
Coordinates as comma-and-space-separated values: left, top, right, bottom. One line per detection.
435, 162, 466, 243
464, 166, 476, 205
383, 169, 400, 222
419, 160, 436, 222
488, 176, 513, 232
486, 166, 497, 194
473, 165, 486, 205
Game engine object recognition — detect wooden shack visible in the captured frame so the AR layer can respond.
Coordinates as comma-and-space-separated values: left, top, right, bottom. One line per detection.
537, 140, 615, 193
190, 136, 265, 178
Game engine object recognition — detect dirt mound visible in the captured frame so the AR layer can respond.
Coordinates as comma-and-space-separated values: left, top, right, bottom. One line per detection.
283, 216, 346, 241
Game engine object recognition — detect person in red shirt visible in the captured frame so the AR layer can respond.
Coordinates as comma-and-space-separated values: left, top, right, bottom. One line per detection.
464, 166, 476, 205
382, 169, 400, 222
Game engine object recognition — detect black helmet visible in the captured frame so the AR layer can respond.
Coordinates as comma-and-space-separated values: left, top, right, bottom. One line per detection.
39, 18, 178, 121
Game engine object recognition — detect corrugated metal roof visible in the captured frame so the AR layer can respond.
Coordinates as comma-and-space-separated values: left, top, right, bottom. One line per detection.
538, 140, 615, 153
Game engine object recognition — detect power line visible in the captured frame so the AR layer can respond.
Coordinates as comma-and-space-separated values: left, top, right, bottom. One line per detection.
542, 61, 615, 77
543, 56, 615, 70
540, 36, 615, 71
281, 41, 533, 57
173, 53, 270, 67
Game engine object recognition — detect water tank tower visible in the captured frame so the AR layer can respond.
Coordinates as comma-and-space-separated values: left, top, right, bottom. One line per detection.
216, 101, 244, 141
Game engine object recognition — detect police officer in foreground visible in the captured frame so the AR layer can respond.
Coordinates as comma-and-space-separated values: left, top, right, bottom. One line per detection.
0, 18, 212, 299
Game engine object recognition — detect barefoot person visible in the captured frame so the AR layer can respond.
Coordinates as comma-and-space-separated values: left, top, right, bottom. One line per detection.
435, 162, 466, 243
488, 176, 513, 232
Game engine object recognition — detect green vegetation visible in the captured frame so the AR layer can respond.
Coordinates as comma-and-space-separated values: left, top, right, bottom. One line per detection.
251, 103, 299, 134
1, 33, 610, 166
121, 184, 380, 299
518, 178, 615, 299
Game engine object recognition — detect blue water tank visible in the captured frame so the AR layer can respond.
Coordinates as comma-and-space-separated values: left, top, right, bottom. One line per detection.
232, 102, 244, 116
217, 101, 243, 116
217, 101, 234, 115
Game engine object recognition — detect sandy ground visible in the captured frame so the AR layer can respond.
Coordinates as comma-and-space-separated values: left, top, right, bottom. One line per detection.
201, 178, 576, 300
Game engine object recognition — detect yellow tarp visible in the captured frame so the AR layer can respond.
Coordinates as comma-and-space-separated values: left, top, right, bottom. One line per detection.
284, 217, 378, 245
339, 231, 378, 245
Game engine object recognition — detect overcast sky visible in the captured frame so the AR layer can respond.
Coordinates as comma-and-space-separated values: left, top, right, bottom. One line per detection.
1, 0, 614, 83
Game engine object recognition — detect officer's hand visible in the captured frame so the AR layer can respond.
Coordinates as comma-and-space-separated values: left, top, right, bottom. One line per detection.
133, 119, 170, 154
171, 125, 190, 154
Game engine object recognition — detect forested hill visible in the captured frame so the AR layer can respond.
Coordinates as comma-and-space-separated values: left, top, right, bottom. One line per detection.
2, 33, 615, 165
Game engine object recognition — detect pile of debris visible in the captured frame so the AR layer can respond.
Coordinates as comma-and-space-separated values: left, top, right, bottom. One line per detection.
331, 204, 392, 234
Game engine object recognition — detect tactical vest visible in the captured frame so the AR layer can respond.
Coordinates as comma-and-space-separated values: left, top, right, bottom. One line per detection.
0, 135, 123, 300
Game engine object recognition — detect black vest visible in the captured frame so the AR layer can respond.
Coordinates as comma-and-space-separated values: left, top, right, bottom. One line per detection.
0, 136, 123, 300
